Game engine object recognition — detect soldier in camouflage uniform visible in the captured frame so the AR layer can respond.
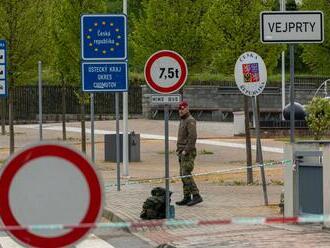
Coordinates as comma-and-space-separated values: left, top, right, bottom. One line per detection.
175, 101, 203, 206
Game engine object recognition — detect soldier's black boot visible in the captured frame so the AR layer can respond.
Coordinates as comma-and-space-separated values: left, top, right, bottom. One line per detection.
187, 194, 203, 206
175, 195, 191, 206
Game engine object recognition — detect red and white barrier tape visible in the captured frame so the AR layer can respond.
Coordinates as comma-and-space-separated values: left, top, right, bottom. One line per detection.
0, 214, 326, 232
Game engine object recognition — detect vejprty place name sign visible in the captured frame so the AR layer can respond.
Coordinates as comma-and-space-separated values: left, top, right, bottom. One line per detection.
261, 11, 324, 43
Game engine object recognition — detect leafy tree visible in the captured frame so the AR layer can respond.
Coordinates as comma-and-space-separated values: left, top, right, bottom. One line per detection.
200, 0, 283, 75
306, 97, 330, 140
51, 0, 107, 152
286, 0, 298, 11
128, 0, 144, 18
0, 0, 51, 154
130, 0, 207, 72
301, 0, 330, 75
107, 0, 123, 12
271, 0, 298, 11
106, 0, 143, 16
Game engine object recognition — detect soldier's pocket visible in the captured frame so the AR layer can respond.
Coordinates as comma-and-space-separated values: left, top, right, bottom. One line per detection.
182, 154, 193, 172
181, 153, 189, 161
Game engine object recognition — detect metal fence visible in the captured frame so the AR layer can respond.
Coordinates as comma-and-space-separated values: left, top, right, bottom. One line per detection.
1, 85, 142, 122
0, 77, 327, 122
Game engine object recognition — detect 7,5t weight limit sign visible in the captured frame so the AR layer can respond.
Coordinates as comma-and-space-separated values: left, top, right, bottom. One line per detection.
144, 50, 188, 94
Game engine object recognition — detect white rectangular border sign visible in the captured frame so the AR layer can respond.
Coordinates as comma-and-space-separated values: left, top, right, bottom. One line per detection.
150, 94, 181, 104
260, 11, 324, 43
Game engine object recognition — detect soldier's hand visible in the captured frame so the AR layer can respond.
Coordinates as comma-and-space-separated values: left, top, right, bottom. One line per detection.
182, 150, 187, 156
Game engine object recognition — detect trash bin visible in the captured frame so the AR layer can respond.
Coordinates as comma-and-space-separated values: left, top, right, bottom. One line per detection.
295, 150, 323, 215
104, 131, 140, 162
284, 141, 330, 217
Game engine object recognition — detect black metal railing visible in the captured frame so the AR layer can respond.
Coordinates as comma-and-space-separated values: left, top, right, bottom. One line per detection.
2, 85, 142, 121
260, 120, 308, 129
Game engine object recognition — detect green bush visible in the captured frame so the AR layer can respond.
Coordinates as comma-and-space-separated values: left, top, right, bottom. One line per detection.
306, 97, 330, 140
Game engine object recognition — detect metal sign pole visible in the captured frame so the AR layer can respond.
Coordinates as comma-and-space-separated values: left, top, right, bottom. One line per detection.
289, 44, 295, 143
91, 93, 95, 163
122, 0, 129, 177
164, 104, 170, 219
116, 92, 121, 191
244, 96, 253, 184
254, 96, 268, 205
38, 61, 43, 141
251, 97, 256, 128
280, 0, 286, 121
282, 51, 286, 120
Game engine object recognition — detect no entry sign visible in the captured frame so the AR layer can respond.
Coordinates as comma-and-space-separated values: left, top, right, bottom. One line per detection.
0, 144, 103, 248
144, 50, 188, 94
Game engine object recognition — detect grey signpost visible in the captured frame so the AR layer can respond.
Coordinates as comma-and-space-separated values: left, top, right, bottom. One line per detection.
116, 93, 120, 191
123, 0, 129, 177
91, 93, 95, 162
254, 96, 268, 205
260, 11, 324, 143
280, 0, 286, 121
145, 50, 188, 219
150, 94, 181, 219
164, 103, 170, 218
38, 61, 43, 141
289, 45, 295, 143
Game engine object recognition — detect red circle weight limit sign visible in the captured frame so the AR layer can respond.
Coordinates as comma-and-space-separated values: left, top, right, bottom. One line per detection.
144, 50, 188, 94
0, 144, 103, 248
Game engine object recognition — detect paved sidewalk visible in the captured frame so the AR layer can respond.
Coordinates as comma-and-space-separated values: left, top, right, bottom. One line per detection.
104, 182, 330, 247
104, 181, 283, 246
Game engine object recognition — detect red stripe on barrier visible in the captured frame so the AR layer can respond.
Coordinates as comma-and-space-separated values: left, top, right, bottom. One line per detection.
266, 217, 298, 224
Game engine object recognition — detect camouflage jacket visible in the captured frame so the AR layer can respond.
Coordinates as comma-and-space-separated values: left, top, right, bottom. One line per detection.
176, 113, 197, 154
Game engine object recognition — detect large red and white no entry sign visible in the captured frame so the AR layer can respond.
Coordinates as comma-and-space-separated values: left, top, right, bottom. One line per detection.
0, 144, 103, 248
144, 50, 188, 94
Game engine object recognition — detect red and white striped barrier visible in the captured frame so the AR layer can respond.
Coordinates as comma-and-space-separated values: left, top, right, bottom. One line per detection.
0, 215, 326, 232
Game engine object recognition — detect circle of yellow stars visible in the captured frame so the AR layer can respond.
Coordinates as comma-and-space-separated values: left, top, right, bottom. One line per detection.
86, 21, 122, 54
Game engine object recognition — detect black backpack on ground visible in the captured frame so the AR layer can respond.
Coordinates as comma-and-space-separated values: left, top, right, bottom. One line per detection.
140, 187, 172, 220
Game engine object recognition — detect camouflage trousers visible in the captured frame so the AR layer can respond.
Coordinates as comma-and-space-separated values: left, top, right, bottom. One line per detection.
178, 150, 199, 197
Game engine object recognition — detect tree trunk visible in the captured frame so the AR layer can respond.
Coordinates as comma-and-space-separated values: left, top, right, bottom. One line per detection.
1, 98, 6, 135
81, 103, 86, 153
244, 95, 253, 184
61, 83, 66, 140
9, 87, 14, 155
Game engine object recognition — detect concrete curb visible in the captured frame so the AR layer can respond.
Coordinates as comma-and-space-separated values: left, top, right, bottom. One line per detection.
102, 207, 159, 247
102, 208, 126, 223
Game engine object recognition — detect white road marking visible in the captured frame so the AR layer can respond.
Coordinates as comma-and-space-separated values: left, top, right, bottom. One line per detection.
0, 236, 23, 248
76, 234, 115, 248
19, 124, 284, 154
0, 234, 114, 248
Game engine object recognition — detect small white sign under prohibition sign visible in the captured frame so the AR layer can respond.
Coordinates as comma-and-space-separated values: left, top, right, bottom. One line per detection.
0, 143, 103, 248
234, 51, 267, 97
144, 50, 188, 94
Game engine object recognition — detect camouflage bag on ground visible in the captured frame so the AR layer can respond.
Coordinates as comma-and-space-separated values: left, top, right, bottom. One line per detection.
140, 187, 172, 220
